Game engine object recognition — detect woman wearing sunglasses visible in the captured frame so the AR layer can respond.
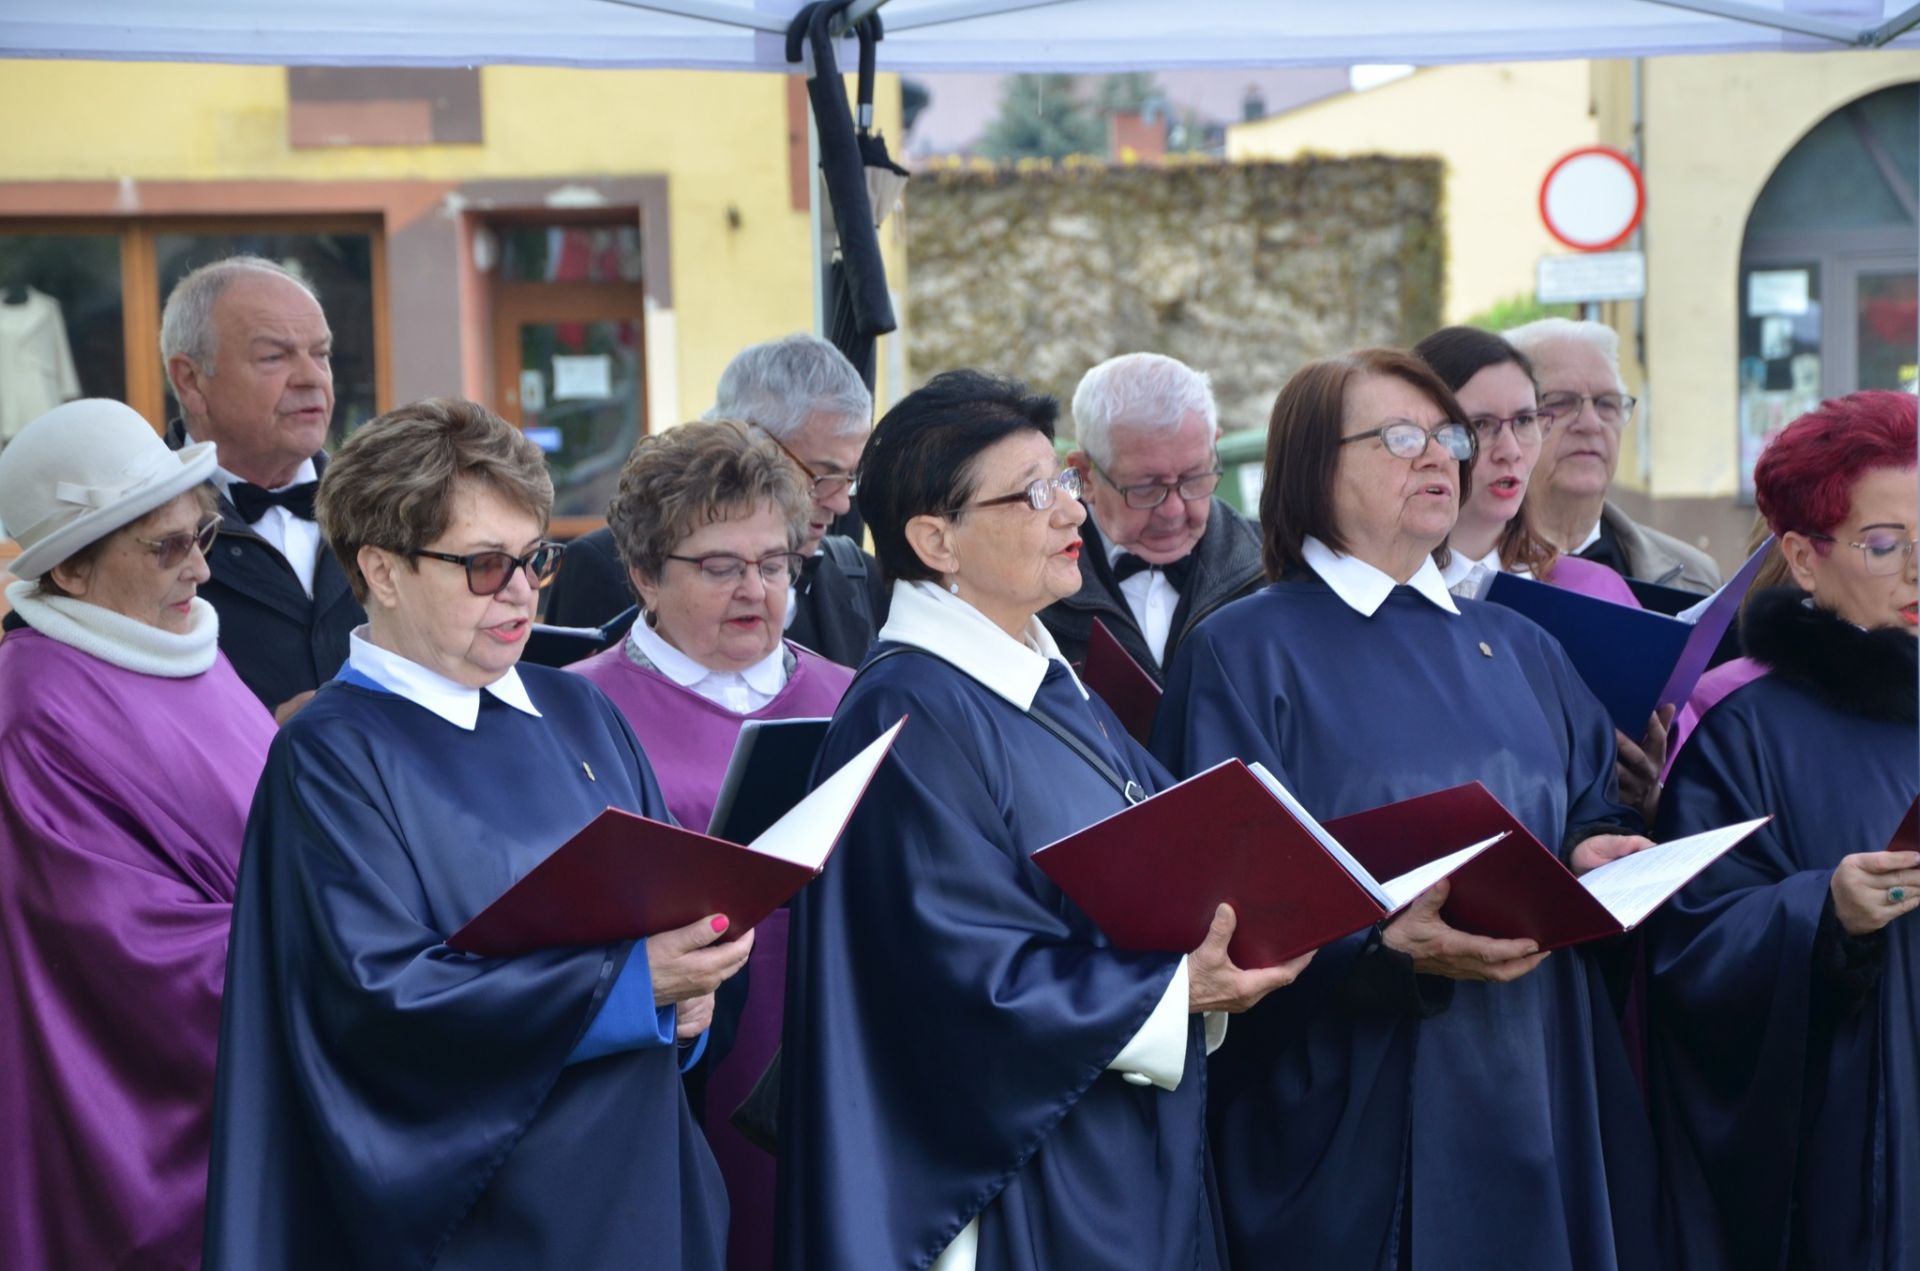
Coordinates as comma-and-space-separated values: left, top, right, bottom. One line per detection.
1649, 390, 1920, 1271
778, 370, 1304, 1271
568, 419, 853, 1271
1154, 349, 1662, 1271
204, 398, 743, 1271
0, 398, 273, 1269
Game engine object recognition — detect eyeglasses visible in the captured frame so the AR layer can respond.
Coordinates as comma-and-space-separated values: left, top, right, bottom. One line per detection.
412, 542, 565, 596
134, 515, 220, 569
1537, 391, 1637, 429
765, 432, 858, 502
1091, 461, 1224, 510
1467, 411, 1551, 445
666, 551, 808, 586
950, 466, 1085, 515
1807, 530, 1919, 577
1340, 420, 1476, 462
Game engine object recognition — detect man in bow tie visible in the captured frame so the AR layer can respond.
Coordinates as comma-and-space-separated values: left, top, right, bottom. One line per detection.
1041, 353, 1264, 684
162, 256, 363, 720
545, 333, 886, 668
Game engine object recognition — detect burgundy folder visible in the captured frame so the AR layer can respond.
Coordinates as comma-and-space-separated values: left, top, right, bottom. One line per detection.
450, 719, 904, 957
1326, 782, 1765, 952
1031, 760, 1497, 968
1082, 617, 1162, 746
1886, 797, 1920, 854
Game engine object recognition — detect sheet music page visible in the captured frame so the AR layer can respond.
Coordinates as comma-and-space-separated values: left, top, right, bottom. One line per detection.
1579, 818, 1770, 929
749, 719, 905, 869
1377, 834, 1506, 911
1247, 762, 1394, 908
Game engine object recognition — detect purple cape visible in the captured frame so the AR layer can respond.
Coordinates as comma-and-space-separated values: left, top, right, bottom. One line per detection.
1545, 553, 1644, 607
0, 628, 273, 1270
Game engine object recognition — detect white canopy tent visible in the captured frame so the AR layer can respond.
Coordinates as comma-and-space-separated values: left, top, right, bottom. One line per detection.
4, 0, 1918, 71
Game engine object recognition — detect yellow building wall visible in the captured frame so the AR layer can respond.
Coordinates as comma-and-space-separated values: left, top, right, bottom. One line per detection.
0, 60, 907, 424
1595, 49, 1920, 500
1227, 62, 1597, 325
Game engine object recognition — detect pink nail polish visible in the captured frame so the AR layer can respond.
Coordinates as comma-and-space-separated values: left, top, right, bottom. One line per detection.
710, 915, 730, 934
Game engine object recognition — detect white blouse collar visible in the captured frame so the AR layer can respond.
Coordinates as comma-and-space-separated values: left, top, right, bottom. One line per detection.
876, 579, 1086, 711
346, 627, 541, 730
1302, 536, 1460, 618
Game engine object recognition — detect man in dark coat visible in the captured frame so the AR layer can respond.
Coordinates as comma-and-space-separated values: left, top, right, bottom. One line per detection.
1041, 353, 1263, 684
544, 333, 885, 668
162, 255, 362, 720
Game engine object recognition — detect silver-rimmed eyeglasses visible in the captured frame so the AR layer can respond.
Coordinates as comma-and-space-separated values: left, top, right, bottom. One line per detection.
1807, 530, 1919, 577
1091, 461, 1224, 510
1467, 410, 1551, 446
950, 466, 1085, 515
1537, 391, 1637, 429
1340, 420, 1476, 462
666, 552, 809, 586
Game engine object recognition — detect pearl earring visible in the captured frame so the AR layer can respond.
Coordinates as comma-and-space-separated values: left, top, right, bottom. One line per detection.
948, 580, 961, 595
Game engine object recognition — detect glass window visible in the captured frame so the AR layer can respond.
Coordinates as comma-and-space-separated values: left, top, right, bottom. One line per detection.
0, 232, 125, 446
1737, 263, 1823, 501
498, 225, 644, 284
154, 230, 378, 445
516, 317, 644, 518
1857, 268, 1918, 393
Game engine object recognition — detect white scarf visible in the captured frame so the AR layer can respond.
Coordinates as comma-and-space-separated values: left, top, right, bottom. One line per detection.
5, 579, 220, 678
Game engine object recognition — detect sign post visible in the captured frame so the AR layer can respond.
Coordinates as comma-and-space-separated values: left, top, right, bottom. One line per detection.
1537, 145, 1648, 312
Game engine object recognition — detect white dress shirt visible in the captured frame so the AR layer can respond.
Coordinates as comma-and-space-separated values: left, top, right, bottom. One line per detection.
345, 627, 542, 730
1301, 536, 1460, 619
1102, 531, 1181, 666
625, 617, 790, 715
880, 581, 1225, 1271
212, 457, 322, 597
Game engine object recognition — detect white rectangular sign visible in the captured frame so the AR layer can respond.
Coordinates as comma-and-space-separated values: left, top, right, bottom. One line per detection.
1536, 250, 1647, 305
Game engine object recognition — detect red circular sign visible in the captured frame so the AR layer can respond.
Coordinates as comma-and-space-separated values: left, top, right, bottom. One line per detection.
1539, 145, 1645, 253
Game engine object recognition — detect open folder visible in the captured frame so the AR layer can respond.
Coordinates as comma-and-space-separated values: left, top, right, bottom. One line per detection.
1031, 759, 1505, 968
1082, 617, 1163, 746
449, 718, 906, 957
706, 717, 832, 844
1324, 781, 1769, 951
1482, 537, 1774, 735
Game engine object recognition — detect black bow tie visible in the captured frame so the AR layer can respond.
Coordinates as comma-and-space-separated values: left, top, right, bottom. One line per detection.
1114, 552, 1194, 590
229, 480, 318, 523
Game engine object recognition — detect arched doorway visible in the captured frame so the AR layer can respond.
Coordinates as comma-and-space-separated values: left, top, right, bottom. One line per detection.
1737, 82, 1917, 497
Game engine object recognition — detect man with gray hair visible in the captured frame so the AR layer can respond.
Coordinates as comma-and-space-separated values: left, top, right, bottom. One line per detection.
162, 255, 363, 718
1041, 352, 1263, 682
545, 333, 886, 667
1504, 317, 1720, 594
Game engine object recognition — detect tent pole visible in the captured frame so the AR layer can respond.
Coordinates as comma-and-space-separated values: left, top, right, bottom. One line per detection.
589, 0, 791, 33
809, 107, 830, 338
1636, 0, 1860, 45
1866, 2, 1920, 47
881, 0, 1079, 34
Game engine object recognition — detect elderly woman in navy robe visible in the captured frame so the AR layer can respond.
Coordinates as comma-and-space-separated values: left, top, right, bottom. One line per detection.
776, 370, 1307, 1271
203, 398, 748, 1270
0, 399, 274, 1270
1648, 389, 1920, 1271
1154, 348, 1664, 1271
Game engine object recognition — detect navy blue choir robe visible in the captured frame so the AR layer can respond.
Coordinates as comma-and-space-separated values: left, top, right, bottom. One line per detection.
1154, 578, 1662, 1271
777, 650, 1224, 1271
203, 667, 728, 1270
1647, 589, 1920, 1270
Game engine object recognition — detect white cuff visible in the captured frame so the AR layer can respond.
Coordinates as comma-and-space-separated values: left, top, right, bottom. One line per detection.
1107, 956, 1189, 1091
1204, 1011, 1229, 1055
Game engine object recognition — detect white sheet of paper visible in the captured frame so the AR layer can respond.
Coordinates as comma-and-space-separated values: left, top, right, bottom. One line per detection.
552, 353, 613, 400
1377, 834, 1507, 911
1578, 817, 1770, 929
746, 718, 905, 869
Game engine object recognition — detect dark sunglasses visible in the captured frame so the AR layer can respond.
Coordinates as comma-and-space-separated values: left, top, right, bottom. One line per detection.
411, 542, 565, 597
134, 515, 220, 569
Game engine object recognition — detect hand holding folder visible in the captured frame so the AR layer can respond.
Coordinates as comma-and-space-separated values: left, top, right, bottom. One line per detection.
1031, 760, 1504, 968
450, 719, 906, 957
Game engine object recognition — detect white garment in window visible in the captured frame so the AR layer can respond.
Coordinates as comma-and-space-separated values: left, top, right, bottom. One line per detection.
0, 288, 82, 442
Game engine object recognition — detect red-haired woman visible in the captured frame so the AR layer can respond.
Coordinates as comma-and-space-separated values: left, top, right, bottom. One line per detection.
1648, 389, 1920, 1271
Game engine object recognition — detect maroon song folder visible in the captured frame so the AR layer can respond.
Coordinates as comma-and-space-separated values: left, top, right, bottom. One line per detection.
1887, 796, 1920, 855
1325, 782, 1767, 952
1082, 617, 1162, 746
1031, 759, 1501, 968
450, 719, 905, 957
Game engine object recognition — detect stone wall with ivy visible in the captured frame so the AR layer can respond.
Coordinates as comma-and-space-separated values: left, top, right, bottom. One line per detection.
903, 156, 1445, 434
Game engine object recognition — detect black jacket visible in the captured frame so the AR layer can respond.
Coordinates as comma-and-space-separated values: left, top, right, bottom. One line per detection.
1040, 497, 1264, 684
165, 420, 364, 710
542, 526, 888, 670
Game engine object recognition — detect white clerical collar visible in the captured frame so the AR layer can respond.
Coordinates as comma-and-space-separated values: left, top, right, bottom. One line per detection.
346, 627, 542, 730
627, 615, 789, 696
876, 580, 1087, 711
210, 456, 318, 500
1302, 536, 1460, 618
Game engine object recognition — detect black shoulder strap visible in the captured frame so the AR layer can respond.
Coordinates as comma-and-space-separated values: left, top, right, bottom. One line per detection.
821, 534, 868, 578
852, 645, 1145, 805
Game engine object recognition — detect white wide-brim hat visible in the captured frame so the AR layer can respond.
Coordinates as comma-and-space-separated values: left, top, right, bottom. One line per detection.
0, 399, 219, 580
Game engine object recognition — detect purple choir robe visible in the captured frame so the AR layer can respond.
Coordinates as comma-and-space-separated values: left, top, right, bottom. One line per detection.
570, 638, 852, 1271
1545, 553, 1644, 607
0, 627, 274, 1270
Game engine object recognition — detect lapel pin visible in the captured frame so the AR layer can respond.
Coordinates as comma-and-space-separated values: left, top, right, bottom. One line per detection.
1478, 641, 1493, 658
582, 761, 596, 782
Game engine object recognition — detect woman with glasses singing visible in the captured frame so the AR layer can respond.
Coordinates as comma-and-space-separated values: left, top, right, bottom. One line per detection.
569, 419, 853, 1271
1154, 349, 1663, 1271
1649, 390, 1920, 1271
777, 370, 1304, 1271
0, 399, 273, 1270
204, 399, 744, 1271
